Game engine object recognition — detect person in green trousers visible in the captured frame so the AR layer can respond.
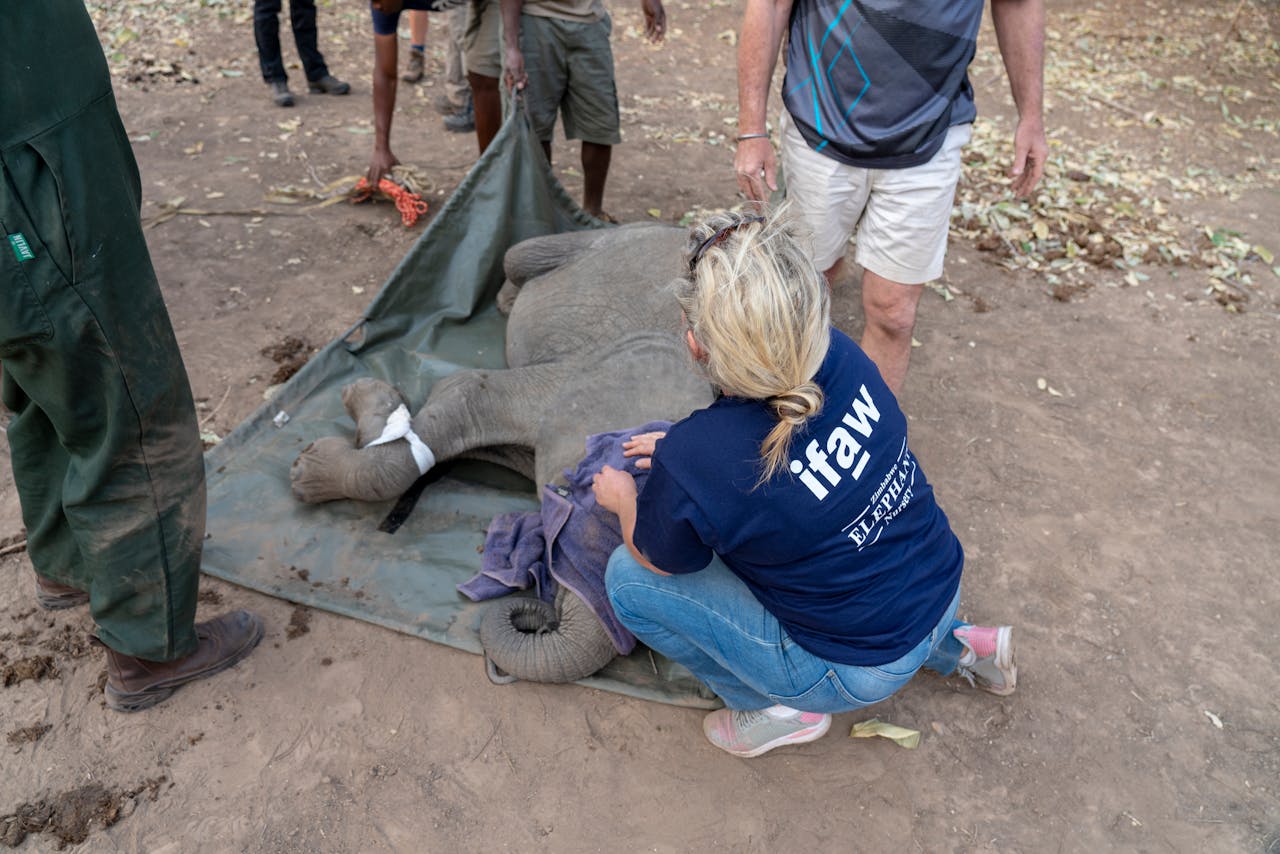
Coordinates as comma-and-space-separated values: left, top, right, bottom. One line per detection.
0, 1, 264, 711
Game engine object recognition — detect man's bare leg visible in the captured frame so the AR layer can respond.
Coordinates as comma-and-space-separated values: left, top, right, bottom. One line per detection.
470, 72, 502, 154
856, 267, 922, 396
409, 10, 428, 46
581, 141, 612, 217
823, 257, 845, 288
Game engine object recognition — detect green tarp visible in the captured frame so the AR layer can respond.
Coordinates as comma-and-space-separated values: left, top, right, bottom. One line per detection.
202, 102, 719, 709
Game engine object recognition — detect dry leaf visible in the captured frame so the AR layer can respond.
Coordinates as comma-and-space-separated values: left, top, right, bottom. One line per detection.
926, 282, 955, 302
850, 718, 920, 749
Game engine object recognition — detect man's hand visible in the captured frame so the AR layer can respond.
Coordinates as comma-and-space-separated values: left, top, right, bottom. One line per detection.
621, 431, 666, 470
1009, 117, 1046, 199
504, 45, 527, 90
592, 465, 637, 515
989, 0, 1046, 200
641, 0, 666, 43
367, 145, 399, 187
736, 0, 792, 203
501, 0, 528, 90
734, 136, 776, 203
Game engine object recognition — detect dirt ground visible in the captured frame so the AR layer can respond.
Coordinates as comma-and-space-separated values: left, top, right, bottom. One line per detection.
3, 0, 1279, 851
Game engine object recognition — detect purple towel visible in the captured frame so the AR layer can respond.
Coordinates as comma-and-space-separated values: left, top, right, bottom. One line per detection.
458, 421, 673, 655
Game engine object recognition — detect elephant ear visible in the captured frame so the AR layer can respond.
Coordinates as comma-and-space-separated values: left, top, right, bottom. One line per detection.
479, 587, 617, 683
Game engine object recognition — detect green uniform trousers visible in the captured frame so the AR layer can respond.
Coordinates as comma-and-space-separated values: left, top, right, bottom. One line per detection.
1, 5, 202, 661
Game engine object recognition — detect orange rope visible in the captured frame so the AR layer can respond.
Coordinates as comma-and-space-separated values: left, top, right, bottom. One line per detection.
352, 177, 429, 227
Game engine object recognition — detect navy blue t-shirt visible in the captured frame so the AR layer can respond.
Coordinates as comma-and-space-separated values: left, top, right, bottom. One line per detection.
781, 0, 983, 169
633, 329, 963, 666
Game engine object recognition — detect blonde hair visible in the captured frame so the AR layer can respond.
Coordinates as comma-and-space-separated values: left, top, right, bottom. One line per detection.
676, 207, 830, 483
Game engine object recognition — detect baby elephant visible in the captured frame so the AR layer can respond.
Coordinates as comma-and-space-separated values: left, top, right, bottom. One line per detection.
289, 224, 714, 682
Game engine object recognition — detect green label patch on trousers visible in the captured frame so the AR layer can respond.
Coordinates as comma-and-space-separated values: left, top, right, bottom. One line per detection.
8, 232, 35, 262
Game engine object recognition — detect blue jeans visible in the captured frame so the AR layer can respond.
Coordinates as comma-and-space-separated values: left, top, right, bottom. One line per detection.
605, 546, 969, 713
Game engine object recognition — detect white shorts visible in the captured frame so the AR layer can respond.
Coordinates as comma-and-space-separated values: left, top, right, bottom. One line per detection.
780, 112, 971, 283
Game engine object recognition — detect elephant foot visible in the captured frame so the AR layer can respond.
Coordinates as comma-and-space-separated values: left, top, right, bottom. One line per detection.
292, 433, 423, 504
290, 437, 358, 503
341, 377, 407, 448
495, 279, 521, 317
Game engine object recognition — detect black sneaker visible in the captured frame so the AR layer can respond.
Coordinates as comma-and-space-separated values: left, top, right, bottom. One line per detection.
270, 80, 295, 107
442, 97, 475, 133
308, 74, 350, 95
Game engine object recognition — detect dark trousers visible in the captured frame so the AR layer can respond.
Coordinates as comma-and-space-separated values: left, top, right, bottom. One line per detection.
253, 0, 329, 83
1, 92, 203, 662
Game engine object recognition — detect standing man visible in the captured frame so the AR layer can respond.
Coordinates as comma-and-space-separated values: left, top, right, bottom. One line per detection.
253, 0, 350, 107
400, 8, 478, 133
735, 0, 1046, 393
502, 0, 665, 220
2, 1, 263, 711
368, 0, 503, 185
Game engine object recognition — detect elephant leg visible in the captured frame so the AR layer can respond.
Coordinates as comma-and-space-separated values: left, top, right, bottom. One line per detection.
502, 229, 610, 289
293, 362, 566, 503
342, 377, 407, 448
480, 587, 617, 683
290, 437, 421, 504
289, 377, 420, 503
495, 232, 608, 317
409, 362, 563, 464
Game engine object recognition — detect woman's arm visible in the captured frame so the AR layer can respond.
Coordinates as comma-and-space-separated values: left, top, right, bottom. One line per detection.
592, 466, 670, 575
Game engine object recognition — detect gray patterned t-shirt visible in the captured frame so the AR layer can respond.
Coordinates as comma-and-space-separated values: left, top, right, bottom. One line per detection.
782, 0, 983, 168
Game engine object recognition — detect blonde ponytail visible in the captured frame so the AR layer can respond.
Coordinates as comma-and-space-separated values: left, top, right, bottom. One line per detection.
676, 207, 830, 483
760, 380, 824, 476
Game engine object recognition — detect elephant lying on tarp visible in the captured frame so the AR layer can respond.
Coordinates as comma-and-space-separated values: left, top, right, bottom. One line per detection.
289, 223, 714, 683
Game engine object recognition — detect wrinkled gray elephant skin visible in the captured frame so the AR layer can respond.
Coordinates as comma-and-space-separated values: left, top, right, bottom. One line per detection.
290, 224, 714, 683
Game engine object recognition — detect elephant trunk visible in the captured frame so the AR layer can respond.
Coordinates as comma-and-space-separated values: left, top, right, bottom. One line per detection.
479, 587, 617, 683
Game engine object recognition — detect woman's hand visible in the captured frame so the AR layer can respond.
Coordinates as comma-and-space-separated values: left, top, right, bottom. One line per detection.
622, 431, 666, 470
592, 465, 637, 514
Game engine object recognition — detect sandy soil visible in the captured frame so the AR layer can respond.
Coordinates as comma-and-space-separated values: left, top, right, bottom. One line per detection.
3, 0, 1279, 851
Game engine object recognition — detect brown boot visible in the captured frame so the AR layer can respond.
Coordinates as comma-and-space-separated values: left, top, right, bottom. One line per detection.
36, 575, 89, 610
103, 610, 264, 712
401, 48, 425, 83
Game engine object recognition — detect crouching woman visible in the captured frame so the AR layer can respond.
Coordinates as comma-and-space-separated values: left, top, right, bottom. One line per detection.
591, 210, 1017, 758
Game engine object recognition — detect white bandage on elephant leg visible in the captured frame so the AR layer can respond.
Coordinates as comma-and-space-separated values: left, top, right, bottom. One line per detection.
364, 404, 436, 475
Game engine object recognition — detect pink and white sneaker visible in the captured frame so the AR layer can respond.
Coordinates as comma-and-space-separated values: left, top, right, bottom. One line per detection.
702, 706, 832, 758
953, 625, 1017, 696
